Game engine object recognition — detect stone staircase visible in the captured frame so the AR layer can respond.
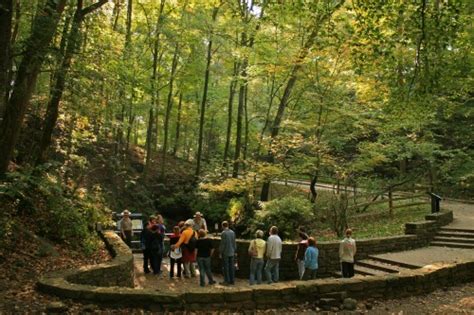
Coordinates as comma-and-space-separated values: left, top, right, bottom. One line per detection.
353, 255, 419, 276
334, 255, 419, 277
430, 227, 474, 249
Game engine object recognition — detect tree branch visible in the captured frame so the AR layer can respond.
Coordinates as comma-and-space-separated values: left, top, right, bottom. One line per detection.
82, 0, 108, 16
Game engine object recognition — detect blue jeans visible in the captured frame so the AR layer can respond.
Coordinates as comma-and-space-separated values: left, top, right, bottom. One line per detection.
249, 257, 264, 284
264, 259, 280, 283
197, 257, 214, 286
222, 256, 235, 284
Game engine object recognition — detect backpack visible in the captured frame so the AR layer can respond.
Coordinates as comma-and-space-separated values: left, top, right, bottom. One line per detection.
186, 232, 197, 251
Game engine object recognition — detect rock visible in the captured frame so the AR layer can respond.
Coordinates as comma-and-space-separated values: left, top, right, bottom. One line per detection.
319, 298, 339, 307
343, 298, 358, 311
365, 303, 373, 310
82, 304, 97, 313
331, 306, 340, 312
46, 301, 68, 313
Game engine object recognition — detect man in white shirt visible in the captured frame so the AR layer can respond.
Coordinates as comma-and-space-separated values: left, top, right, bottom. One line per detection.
264, 226, 282, 284
192, 211, 208, 232
339, 228, 356, 278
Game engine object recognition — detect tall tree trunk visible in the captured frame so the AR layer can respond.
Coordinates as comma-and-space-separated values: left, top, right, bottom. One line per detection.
0, 0, 13, 119
222, 61, 238, 173
173, 91, 183, 156
115, 0, 133, 156
232, 1, 267, 177
0, 0, 67, 176
161, 43, 179, 178
36, 0, 107, 164
145, 0, 165, 174
260, 1, 345, 201
196, 6, 219, 177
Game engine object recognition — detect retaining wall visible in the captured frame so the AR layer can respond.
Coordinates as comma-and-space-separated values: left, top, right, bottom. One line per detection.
40, 230, 135, 288
37, 260, 474, 311
212, 210, 453, 279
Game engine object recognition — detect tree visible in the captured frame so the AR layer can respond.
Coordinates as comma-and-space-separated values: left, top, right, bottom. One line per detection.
0, 0, 67, 176
36, 0, 108, 164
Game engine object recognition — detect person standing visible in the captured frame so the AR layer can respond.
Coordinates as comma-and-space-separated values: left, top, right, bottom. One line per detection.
120, 210, 133, 247
149, 221, 164, 275
248, 229, 266, 285
141, 215, 156, 274
264, 226, 282, 284
171, 219, 197, 278
192, 211, 208, 232
339, 228, 357, 278
196, 229, 216, 287
219, 221, 236, 285
168, 226, 182, 278
294, 230, 309, 280
304, 237, 319, 280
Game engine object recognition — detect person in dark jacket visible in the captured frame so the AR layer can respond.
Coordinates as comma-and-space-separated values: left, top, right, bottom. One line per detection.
196, 229, 215, 286
141, 216, 156, 274
149, 222, 165, 275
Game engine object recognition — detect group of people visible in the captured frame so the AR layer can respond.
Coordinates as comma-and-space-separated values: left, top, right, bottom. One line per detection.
127, 210, 357, 287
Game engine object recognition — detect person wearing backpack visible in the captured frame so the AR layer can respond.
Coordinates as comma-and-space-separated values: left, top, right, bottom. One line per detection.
248, 229, 266, 285
171, 219, 197, 278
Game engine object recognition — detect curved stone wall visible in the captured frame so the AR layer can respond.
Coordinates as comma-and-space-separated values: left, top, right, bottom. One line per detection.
37, 210, 461, 311
38, 230, 134, 288
37, 260, 474, 311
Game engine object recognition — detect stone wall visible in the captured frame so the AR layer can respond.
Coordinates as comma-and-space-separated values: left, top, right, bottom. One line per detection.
37, 259, 474, 311
211, 210, 453, 280
56, 231, 134, 288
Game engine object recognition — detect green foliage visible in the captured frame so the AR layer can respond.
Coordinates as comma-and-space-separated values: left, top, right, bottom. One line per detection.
0, 165, 111, 252
255, 196, 313, 240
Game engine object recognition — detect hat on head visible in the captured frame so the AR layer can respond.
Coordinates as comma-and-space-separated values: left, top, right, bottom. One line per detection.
122, 210, 131, 216
194, 211, 203, 217
185, 219, 194, 226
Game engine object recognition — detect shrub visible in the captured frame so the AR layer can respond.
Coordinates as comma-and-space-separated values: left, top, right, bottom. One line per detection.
255, 195, 313, 240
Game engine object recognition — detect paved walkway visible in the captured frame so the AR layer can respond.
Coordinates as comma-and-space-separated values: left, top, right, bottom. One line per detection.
134, 254, 256, 292
373, 246, 474, 268
444, 200, 474, 230
372, 200, 474, 267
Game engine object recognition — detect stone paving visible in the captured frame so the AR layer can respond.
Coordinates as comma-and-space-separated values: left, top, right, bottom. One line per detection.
134, 254, 252, 292
444, 200, 474, 230
370, 200, 474, 268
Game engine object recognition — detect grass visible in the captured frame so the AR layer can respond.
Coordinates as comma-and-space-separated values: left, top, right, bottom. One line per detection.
312, 204, 430, 242
267, 183, 430, 242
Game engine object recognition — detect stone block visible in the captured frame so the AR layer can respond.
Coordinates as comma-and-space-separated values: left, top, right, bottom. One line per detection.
224, 288, 253, 302
184, 290, 225, 304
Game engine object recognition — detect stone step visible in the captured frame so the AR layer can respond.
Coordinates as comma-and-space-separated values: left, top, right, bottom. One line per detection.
432, 236, 474, 244
438, 227, 474, 234
436, 231, 474, 239
353, 265, 387, 276
430, 241, 474, 249
367, 255, 420, 270
356, 259, 407, 274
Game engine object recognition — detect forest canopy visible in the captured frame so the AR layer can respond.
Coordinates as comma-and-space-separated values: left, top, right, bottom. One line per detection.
0, 0, 472, 233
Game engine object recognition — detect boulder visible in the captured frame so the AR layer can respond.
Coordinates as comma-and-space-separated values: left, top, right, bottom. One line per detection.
46, 301, 68, 313
343, 298, 357, 310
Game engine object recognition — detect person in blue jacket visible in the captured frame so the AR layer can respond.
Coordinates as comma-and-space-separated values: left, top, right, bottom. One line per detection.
304, 237, 319, 280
